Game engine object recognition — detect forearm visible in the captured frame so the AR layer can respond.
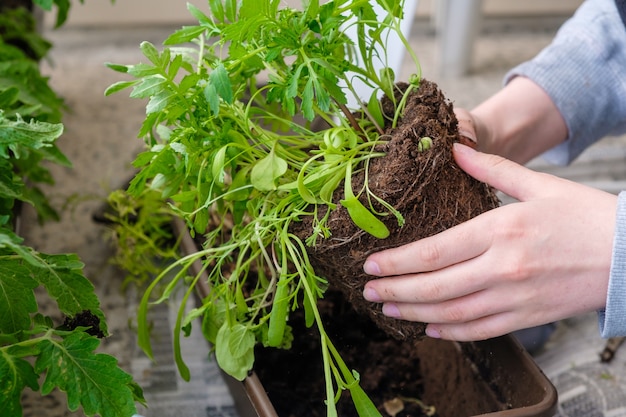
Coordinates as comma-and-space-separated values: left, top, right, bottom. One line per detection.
471, 76, 567, 164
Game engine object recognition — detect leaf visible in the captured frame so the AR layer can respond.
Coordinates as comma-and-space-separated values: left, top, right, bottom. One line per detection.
204, 84, 220, 117
0, 354, 40, 417
187, 3, 212, 25
350, 382, 383, 417
31, 253, 102, 319
250, 148, 288, 191
140, 41, 161, 66
129, 76, 167, 99
367, 90, 385, 128
35, 333, 139, 417
341, 196, 390, 239
215, 323, 255, 381
224, 0, 238, 22
0, 253, 38, 334
212, 145, 228, 184
146, 89, 177, 114
267, 278, 290, 347
208, 0, 225, 22
208, 63, 234, 104
164, 25, 208, 45
103, 80, 137, 96
0, 114, 64, 159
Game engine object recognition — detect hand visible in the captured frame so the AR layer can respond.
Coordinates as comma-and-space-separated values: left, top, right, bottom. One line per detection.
454, 107, 481, 149
362, 143, 617, 341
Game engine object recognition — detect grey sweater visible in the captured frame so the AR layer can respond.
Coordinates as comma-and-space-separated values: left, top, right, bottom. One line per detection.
504, 0, 626, 337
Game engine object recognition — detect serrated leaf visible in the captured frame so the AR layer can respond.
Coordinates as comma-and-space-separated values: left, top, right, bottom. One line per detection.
0, 114, 63, 159
0, 254, 38, 333
31, 253, 102, 318
0, 354, 40, 417
208, 63, 233, 104
35, 333, 139, 417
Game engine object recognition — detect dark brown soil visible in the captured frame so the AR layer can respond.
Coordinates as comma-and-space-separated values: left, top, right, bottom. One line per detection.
292, 79, 500, 341
254, 289, 508, 417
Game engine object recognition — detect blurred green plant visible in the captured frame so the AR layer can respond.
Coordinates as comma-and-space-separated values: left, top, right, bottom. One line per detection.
0, 2, 144, 417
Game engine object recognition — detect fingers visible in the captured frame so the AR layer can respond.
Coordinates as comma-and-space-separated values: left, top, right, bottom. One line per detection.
454, 108, 478, 147
363, 216, 490, 277
452, 143, 554, 202
425, 313, 519, 341
364, 254, 490, 304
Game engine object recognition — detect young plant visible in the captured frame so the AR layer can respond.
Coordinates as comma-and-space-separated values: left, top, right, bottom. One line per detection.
0, 2, 144, 416
106, 0, 421, 415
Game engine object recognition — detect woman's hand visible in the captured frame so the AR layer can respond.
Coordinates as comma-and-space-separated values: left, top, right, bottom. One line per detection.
362, 143, 617, 341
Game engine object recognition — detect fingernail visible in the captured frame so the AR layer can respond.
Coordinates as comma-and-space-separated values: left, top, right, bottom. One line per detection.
426, 326, 441, 339
363, 287, 382, 302
363, 259, 381, 275
453, 142, 476, 155
382, 303, 401, 318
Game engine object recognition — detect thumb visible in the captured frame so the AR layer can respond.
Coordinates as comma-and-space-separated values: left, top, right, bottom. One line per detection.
453, 143, 545, 202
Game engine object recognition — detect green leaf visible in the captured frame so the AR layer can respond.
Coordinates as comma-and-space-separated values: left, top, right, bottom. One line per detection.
224, 0, 238, 22
146, 89, 176, 114
31, 253, 102, 319
215, 323, 255, 381
350, 382, 382, 417
267, 278, 289, 347
340, 165, 389, 239
0, 253, 38, 334
208, 0, 225, 22
103, 80, 137, 96
0, 353, 40, 417
341, 196, 390, 239
0, 114, 64, 159
35, 333, 139, 417
187, 3, 212, 25
367, 90, 385, 128
164, 25, 208, 45
250, 148, 288, 191
140, 41, 161, 65
129, 76, 167, 99
208, 63, 234, 104
204, 84, 220, 116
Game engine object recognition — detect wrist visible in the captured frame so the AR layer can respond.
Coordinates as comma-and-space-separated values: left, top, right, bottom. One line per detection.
471, 76, 567, 164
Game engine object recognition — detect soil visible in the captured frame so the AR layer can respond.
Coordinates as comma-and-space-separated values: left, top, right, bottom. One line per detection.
253, 289, 507, 417
292, 79, 500, 341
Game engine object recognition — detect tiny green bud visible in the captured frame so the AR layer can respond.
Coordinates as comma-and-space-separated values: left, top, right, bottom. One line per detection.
409, 73, 421, 86
417, 136, 433, 152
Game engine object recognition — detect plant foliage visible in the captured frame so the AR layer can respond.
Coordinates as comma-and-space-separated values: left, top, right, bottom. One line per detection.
106, 0, 421, 415
0, 2, 144, 416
